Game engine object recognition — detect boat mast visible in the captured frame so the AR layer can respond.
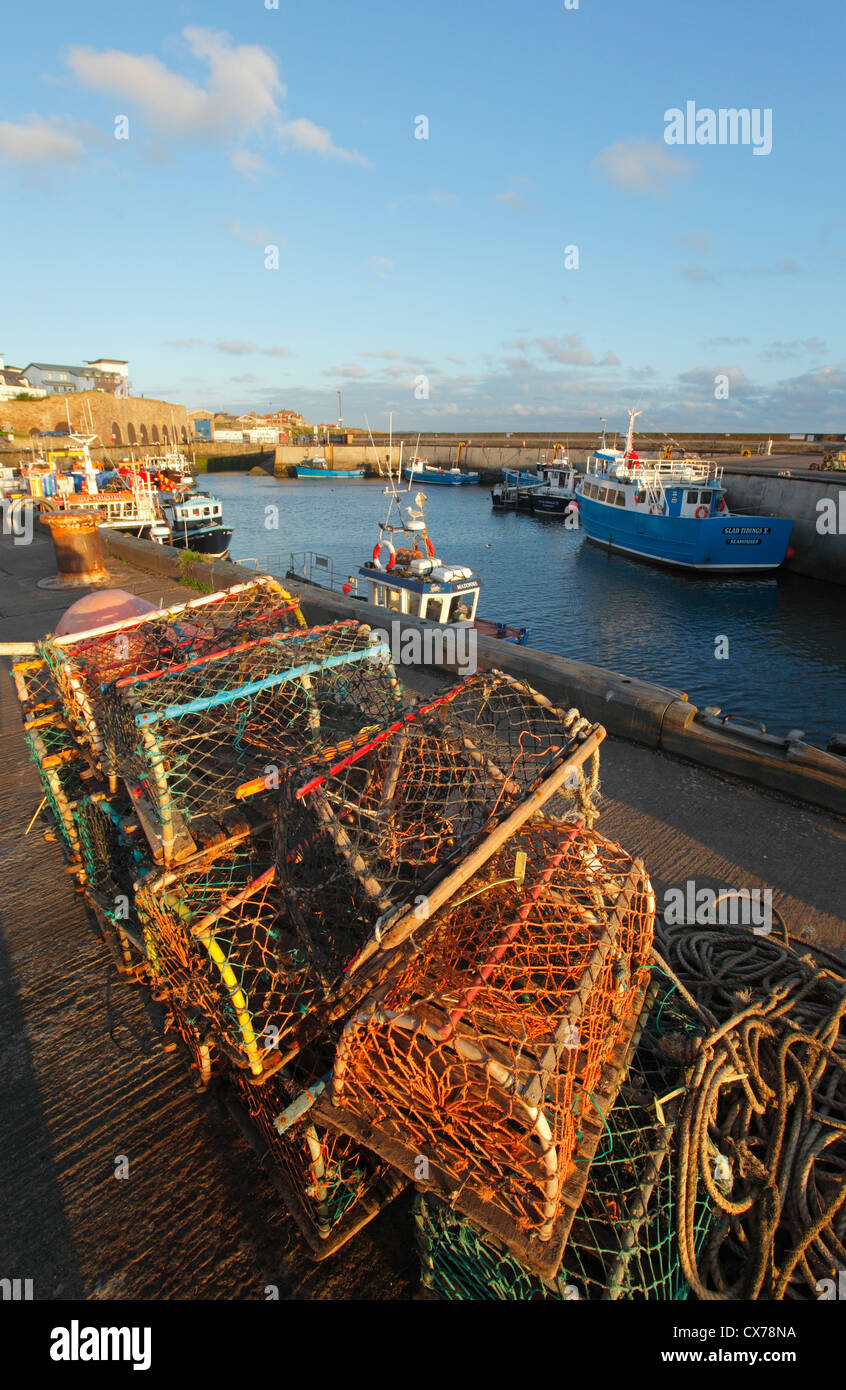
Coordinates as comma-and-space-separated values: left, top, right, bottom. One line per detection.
624, 409, 643, 458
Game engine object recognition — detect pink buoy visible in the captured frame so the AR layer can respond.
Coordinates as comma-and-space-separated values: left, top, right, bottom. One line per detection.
54, 589, 159, 637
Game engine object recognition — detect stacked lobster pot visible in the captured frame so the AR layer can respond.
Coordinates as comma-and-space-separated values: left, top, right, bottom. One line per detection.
11, 580, 416, 1257
413, 973, 714, 1299
11, 578, 709, 1285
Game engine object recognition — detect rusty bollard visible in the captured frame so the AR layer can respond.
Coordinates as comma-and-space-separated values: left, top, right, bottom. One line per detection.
38, 515, 112, 590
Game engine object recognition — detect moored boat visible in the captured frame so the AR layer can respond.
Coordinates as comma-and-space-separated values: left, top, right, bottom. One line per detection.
295, 455, 365, 479
404, 459, 480, 486
529, 459, 579, 516
152, 490, 233, 558
575, 411, 794, 571
490, 468, 543, 510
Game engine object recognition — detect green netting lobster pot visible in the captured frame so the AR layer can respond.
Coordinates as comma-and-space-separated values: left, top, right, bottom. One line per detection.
414, 980, 712, 1299
21, 717, 90, 863
311, 818, 654, 1279
72, 793, 153, 975
38, 578, 306, 773
11, 657, 90, 862
225, 1047, 407, 1259
274, 671, 604, 1003
135, 825, 322, 1079
99, 619, 406, 866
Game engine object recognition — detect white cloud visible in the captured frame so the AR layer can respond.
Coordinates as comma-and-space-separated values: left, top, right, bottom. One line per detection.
230, 149, 267, 178
593, 140, 692, 196
759, 338, 826, 362
369, 256, 394, 277
326, 365, 368, 379
681, 265, 715, 283
494, 191, 528, 209
214, 341, 294, 356
0, 117, 83, 164
676, 230, 713, 252
224, 219, 273, 246
278, 117, 367, 165
67, 29, 281, 138
66, 28, 366, 174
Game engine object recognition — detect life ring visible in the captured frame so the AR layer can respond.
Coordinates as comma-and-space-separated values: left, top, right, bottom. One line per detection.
695, 505, 708, 518
372, 540, 396, 571
424, 536, 435, 559
717, 496, 727, 512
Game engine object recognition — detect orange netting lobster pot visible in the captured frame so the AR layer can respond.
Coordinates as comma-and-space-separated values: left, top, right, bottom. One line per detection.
317, 820, 654, 1276
38, 578, 305, 773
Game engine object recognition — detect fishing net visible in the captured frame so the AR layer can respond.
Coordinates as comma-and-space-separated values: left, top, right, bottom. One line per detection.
414, 986, 712, 1300
164, 995, 219, 1088
39, 578, 305, 771
275, 672, 604, 999
101, 620, 406, 865
135, 827, 322, 1077
226, 1047, 407, 1258
21, 718, 89, 862
72, 793, 152, 948
11, 657, 89, 859
10, 656, 63, 720
316, 818, 654, 1275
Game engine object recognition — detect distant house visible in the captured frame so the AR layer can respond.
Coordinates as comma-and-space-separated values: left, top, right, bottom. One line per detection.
85, 358, 130, 396
20, 358, 129, 396
0, 356, 46, 400
21, 363, 95, 395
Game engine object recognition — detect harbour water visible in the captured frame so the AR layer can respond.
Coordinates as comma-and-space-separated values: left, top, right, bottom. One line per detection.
213, 473, 846, 750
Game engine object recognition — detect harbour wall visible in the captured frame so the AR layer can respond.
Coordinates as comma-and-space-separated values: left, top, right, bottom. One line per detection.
722, 470, 846, 586
100, 530, 846, 816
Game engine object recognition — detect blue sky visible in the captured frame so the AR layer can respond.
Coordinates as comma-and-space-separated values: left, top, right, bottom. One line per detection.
2, 0, 844, 432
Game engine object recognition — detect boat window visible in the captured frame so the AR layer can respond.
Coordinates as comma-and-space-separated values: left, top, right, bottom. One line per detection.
597, 487, 608, 502
700, 491, 712, 504
686, 490, 699, 504
203, 507, 210, 517
635, 489, 647, 504
615, 491, 626, 507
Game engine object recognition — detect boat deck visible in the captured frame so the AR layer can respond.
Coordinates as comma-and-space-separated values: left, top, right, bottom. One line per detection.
0, 528, 843, 1299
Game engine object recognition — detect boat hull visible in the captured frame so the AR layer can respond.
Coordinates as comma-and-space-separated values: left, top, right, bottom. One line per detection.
168, 527, 233, 558
295, 466, 365, 478
577, 498, 793, 571
530, 493, 576, 516
404, 468, 480, 486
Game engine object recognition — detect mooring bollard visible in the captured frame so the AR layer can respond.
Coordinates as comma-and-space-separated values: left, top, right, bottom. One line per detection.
38, 515, 111, 590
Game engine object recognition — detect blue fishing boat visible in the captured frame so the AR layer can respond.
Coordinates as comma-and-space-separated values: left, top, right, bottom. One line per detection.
404, 459, 480, 486
295, 455, 365, 479
575, 411, 793, 572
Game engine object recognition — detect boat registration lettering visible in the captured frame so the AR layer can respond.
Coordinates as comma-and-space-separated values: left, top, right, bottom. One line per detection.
722, 526, 771, 535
